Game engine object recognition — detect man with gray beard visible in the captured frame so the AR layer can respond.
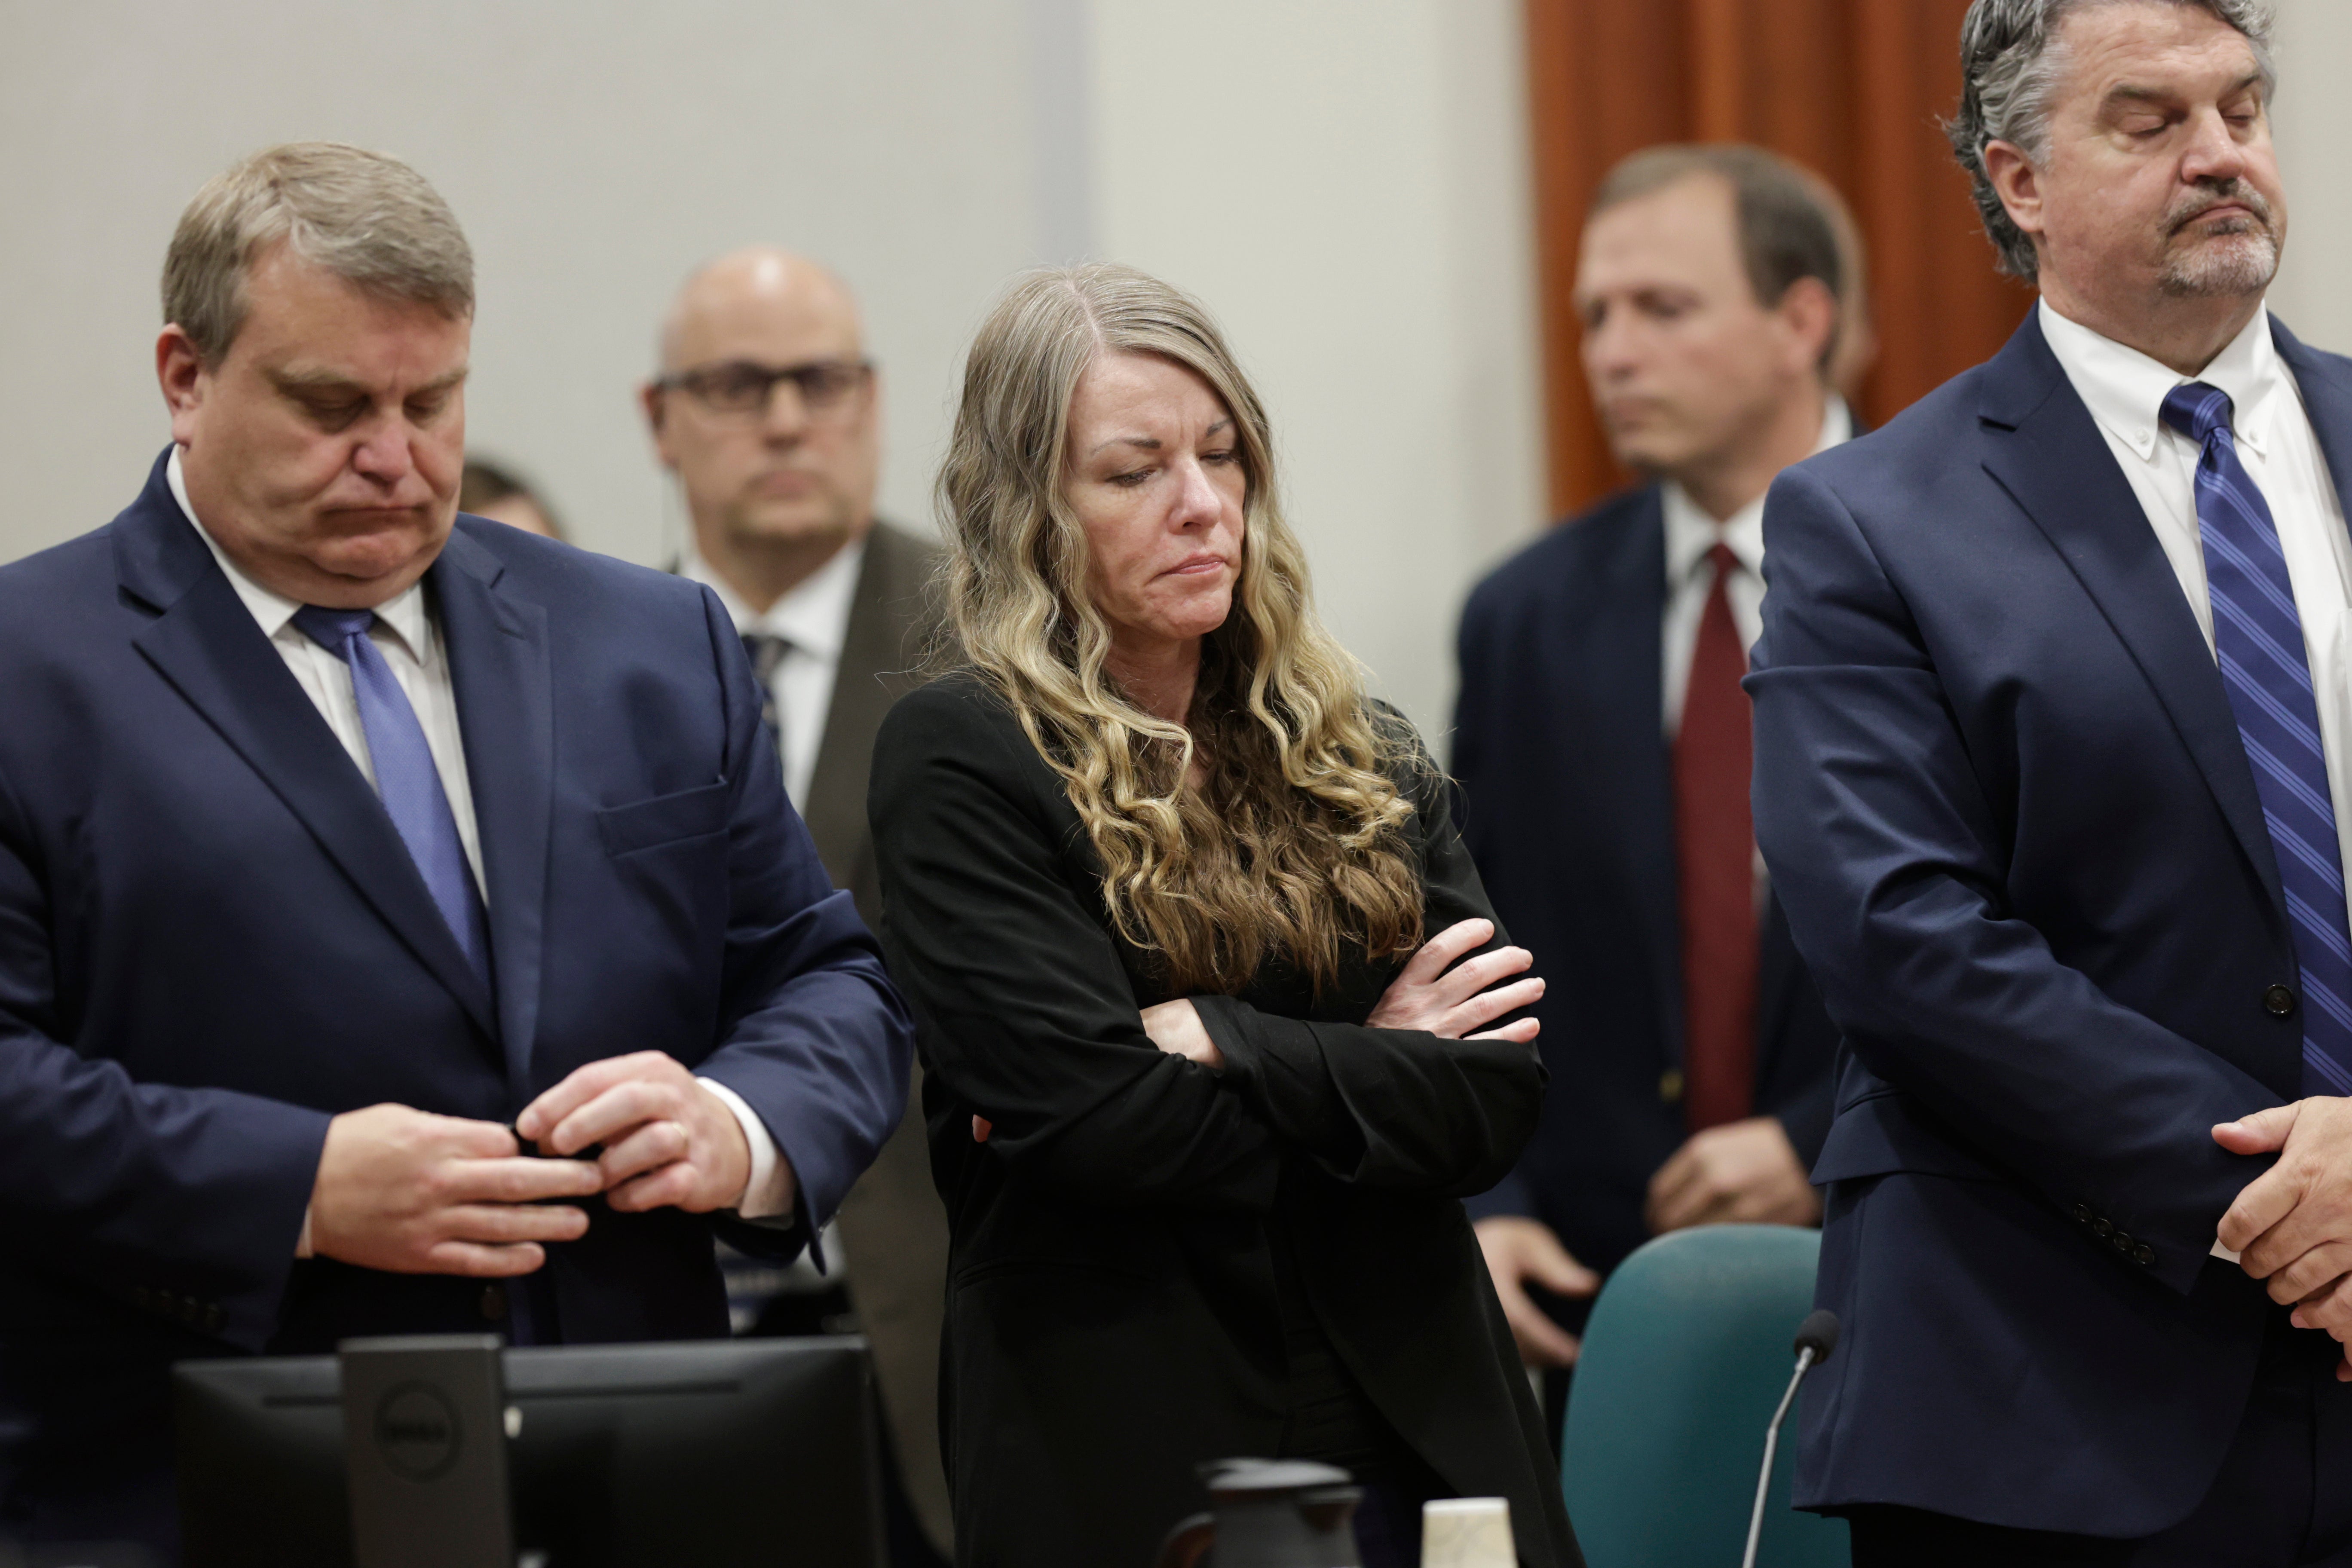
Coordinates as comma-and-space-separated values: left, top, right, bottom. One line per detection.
1749, 0, 2352, 1561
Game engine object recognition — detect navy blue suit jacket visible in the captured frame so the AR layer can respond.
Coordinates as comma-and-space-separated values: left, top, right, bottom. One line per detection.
0, 453, 912, 1544
1452, 489, 1837, 1289
1749, 313, 2349, 1534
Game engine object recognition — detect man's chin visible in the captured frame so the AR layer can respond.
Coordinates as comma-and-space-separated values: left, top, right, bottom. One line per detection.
723, 507, 858, 549
292, 536, 445, 604
2158, 233, 2280, 300
1605, 437, 1699, 479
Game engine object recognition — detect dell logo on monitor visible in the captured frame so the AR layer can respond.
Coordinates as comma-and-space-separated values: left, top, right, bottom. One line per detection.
372, 1381, 462, 1482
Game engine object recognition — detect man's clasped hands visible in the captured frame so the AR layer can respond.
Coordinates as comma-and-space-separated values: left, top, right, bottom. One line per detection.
2217, 1099, 2352, 1378
306, 1050, 768, 1277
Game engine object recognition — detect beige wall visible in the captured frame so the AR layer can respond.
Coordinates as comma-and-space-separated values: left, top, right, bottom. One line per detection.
0, 0, 1540, 747
1089, 0, 1545, 741
15, 6, 2352, 741
2269, 0, 2352, 355
0, 0, 1047, 567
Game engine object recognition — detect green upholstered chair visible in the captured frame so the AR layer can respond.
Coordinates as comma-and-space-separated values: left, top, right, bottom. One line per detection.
1559, 1224, 1850, 1568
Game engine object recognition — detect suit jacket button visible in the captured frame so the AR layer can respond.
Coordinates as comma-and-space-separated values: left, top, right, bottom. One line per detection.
480, 1284, 508, 1321
2266, 984, 2298, 1018
2134, 1243, 2156, 1267
1659, 1068, 1684, 1103
2072, 1203, 2093, 1225
2091, 1217, 2113, 1238
2110, 1231, 2134, 1253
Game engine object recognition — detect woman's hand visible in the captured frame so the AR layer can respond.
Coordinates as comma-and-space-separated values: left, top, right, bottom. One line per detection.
1141, 998, 1225, 1071
1366, 918, 1542, 1042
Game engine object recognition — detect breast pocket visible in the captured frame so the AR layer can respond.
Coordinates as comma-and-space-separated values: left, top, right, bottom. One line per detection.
596, 780, 732, 857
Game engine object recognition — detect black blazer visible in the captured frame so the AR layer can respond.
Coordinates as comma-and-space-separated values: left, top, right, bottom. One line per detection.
1452, 487, 1838, 1286
868, 675, 1580, 1568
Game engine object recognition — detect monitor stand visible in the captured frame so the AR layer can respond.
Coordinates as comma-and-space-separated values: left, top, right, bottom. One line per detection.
340, 1335, 517, 1568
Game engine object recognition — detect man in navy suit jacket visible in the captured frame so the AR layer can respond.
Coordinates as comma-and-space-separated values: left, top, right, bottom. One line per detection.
0, 144, 911, 1557
1455, 144, 1858, 1385
1754, 3, 2352, 1561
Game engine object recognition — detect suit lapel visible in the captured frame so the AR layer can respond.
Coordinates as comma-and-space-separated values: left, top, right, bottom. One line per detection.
803, 525, 930, 885
2275, 318, 2352, 534
1589, 494, 1685, 1055
118, 470, 500, 1041
1978, 312, 2288, 927
433, 528, 553, 1092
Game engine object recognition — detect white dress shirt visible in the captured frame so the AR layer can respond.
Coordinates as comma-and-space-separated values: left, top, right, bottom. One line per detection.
166, 449, 790, 1224
1661, 396, 1853, 735
2037, 299, 2352, 892
680, 534, 867, 808
171, 449, 487, 892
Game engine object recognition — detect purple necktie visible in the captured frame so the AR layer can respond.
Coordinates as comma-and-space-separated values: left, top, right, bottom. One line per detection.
291, 606, 489, 978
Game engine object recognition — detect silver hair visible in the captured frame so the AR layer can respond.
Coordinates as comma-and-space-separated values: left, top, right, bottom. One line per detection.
1948, 0, 2276, 279
162, 141, 474, 362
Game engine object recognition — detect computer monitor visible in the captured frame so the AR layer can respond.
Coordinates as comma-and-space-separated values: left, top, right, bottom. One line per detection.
173, 1337, 883, 1568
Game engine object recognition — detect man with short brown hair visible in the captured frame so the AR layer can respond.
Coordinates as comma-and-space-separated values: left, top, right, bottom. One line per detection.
1455, 143, 1858, 1397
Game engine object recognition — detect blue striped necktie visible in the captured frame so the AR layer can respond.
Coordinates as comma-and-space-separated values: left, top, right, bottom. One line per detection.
2162, 381, 2352, 1094
291, 606, 490, 979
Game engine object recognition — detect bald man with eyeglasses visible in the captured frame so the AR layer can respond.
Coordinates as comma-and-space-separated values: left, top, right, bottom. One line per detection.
642, 248, 949, 1565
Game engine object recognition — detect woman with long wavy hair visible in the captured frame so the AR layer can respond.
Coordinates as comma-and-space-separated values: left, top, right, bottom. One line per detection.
868, 264, 1580, 1568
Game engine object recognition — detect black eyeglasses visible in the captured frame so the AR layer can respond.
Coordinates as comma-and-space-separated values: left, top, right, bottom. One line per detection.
656, 358, 874, 420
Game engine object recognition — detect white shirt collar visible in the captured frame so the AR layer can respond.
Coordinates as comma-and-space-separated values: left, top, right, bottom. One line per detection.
1662, 394, 1853, 588
165, 445, 433, 660
2036, 297, 2282, 461
679, 530, 867, 662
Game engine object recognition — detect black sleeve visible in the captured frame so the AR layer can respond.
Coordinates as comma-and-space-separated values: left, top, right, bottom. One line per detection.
1191, 714, 1547, 1198
868, 682, 1282, 1212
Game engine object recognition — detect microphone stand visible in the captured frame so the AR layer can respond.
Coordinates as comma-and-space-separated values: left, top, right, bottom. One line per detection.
1742, 1310, 1836, 1568
1739, 1344, 1818, 1568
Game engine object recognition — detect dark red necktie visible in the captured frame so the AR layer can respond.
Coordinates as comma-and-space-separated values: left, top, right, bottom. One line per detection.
1675, 542, 1758, 1131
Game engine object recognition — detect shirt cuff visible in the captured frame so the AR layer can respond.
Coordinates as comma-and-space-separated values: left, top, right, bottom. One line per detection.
699, 1075, 794, 1221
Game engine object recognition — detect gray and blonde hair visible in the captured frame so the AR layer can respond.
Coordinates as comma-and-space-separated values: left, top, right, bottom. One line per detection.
935, 264, 1424, 993
1949, 0, 2276, 279
163, 141, 474, 362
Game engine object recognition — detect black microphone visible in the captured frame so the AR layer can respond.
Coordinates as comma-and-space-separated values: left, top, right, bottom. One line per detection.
1741, 1310, 1839, 1568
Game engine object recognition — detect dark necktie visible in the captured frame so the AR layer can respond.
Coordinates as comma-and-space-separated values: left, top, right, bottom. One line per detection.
291, 606, 489, 977
1675, 542, 1759, 1130
743, 632, 790, 781
2162, 382, 2352, 1094
719, 634, 795, 1332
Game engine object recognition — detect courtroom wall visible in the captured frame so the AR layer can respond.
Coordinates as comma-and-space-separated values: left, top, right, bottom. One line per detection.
0, 0, 1541, 745
2270, 0, 2352, 356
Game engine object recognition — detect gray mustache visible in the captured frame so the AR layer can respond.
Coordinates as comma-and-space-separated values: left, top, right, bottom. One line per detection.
2166, 181, 2275, 237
